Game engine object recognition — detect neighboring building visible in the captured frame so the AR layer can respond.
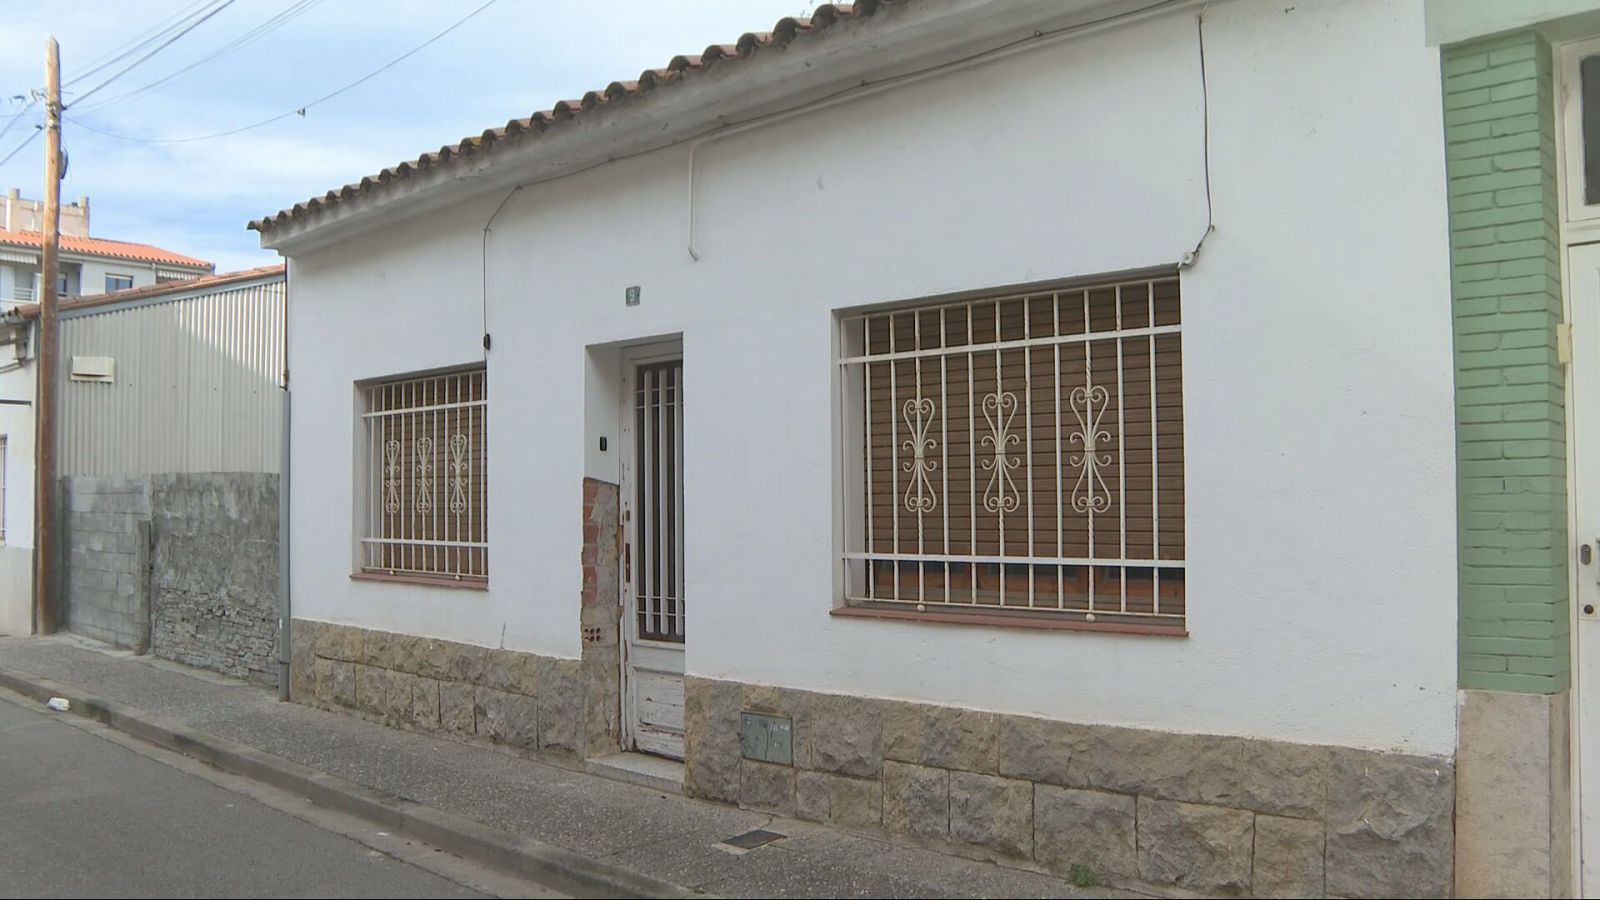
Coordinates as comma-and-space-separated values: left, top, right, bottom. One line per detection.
0, 266, 285, 685
0, 188, 213, 308
249, 1, 1598, 896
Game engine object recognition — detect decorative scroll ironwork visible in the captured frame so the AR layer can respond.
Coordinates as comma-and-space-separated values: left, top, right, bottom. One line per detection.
383, 439, 401, 514
1069, 384, 1113, 513
448, 433, 470, 515
901, 397, 938, 513
980, 390, 1021, 513
414, 436, 435, 513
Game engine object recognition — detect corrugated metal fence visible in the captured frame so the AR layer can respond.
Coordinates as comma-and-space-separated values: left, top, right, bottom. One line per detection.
59, 276, 284, 475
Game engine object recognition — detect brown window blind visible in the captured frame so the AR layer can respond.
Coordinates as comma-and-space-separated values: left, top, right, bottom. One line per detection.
840, 276, 1184, 627
360, 367, 487, 581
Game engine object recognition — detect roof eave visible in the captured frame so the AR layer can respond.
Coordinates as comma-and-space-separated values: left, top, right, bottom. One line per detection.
253, 0, 1136, 255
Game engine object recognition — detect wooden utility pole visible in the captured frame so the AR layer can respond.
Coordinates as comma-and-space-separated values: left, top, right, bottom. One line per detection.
33, 37, 61, 634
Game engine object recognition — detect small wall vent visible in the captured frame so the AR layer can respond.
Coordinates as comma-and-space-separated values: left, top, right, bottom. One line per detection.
69, 355, 114, 383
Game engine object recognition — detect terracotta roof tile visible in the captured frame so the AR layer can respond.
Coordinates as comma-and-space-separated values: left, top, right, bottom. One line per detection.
252, 2, 902, 234
0, 227, 212, 269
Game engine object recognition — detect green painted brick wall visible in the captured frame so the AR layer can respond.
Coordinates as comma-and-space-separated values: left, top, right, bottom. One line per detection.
1444, 31, 1570, 694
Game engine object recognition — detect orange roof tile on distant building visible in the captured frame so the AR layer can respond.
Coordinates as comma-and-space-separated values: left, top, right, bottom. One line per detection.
0, 227, 212, 270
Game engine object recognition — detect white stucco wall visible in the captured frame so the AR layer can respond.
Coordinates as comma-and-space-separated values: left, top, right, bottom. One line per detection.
0, 351, 35, 635
286, 0, 1458, 754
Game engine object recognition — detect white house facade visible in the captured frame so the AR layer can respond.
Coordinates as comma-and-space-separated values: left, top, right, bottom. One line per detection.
254, 1, 1600, 896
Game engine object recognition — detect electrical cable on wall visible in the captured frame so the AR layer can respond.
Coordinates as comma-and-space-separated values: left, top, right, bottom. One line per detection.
1179, 6, 1215, 269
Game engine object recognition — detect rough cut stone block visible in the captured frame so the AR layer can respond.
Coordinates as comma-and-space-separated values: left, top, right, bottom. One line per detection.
362, 629, 401, 669
356, 665, 415, 724
1325, 748, 1454, 899
883, 760, 949, 842
796, 771, 830, 822
1067, 725, 1209, 801
1254, 815, 1325, 899
474, 686, 539, 748
1033, 785, 1138, 883
316, 623, 364, 663
1136, 797, 1254, 893
482, 647, 541, 696
317, 658, 357, 708
684, 677, 741, 804
949, 772, 1032, 858
1201, 736, 1330, 819
439, 681, 476, 735
536, 657, 582, 753
741, 760, 797, 815
741, 682, 802, 716
884, 702, 999, 773
925, 706, 999, 773
997, 714, 1082, 785
830, 774, 883, 829
411, 678, 441, 730
445, 642, 488, 687
800, 692, 882, 778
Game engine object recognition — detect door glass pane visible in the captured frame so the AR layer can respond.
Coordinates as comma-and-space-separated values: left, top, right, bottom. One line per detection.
1583, 54, 1600, 205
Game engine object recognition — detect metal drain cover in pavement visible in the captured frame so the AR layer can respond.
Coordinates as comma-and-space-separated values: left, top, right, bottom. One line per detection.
720, 828, 786, 850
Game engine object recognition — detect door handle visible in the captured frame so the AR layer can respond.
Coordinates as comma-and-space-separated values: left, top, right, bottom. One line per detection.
624, 543, 631, 584
1584, 541, 1597, 617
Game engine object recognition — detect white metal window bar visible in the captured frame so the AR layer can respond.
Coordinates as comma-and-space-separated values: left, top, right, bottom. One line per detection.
634, 362, 685, 642
360, 368, 487, 580
838, 276, 1185, 627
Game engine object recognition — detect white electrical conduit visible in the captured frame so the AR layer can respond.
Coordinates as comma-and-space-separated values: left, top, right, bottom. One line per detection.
684, 0, 1208, 261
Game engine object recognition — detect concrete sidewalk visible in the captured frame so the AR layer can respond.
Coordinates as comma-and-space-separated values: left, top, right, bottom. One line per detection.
0, 635, 1136, 899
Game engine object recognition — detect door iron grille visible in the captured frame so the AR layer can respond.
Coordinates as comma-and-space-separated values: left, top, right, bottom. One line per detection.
634, 361, 685, 642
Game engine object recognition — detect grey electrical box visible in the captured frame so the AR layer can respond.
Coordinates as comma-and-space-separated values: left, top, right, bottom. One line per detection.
739, 712, 793, 765
625, 285, 641, 306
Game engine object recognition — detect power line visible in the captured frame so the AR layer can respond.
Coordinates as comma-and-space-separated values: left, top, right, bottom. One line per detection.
75, 0, 330, 116
0, 96, 39, 144
68, 0, 502, 145
65, 0, 221, 87
66, 0, 240, 110
0, 128, 42, 170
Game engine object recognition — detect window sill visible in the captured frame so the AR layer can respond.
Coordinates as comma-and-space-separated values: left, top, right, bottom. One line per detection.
830, 604, 1188, 637
350, 571, 488, 592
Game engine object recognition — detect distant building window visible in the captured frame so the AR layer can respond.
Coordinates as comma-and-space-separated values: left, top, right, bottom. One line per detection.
105, 274, 134, 292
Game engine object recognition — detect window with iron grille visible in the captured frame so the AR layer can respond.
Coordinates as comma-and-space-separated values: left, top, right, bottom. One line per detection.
836, 275, 1185, 629
359, 367, 487, 582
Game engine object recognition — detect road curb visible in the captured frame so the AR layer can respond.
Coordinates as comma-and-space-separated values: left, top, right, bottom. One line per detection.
0, 664, 704, 899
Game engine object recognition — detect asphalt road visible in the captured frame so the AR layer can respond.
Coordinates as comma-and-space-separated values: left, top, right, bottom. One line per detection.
0, 695, 507, 898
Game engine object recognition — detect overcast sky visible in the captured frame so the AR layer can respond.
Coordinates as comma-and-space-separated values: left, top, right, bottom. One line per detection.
0, 0, 814, 271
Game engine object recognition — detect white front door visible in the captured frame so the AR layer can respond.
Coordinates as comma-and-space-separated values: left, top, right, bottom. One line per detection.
1572, 242, 1600, 894
620, 351, 686, 759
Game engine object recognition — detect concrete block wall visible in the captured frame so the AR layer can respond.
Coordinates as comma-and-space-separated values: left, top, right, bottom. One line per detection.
62, 475, 151, 650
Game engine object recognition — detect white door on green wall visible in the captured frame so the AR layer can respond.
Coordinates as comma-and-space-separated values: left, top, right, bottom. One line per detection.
1571, 242, 1600, 895
620, 348, 686, 759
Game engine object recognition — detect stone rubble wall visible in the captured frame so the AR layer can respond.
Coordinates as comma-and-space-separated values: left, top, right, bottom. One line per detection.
685, 676, 1454, 899
147, 473, 279, 684
290, 619, 592, 756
